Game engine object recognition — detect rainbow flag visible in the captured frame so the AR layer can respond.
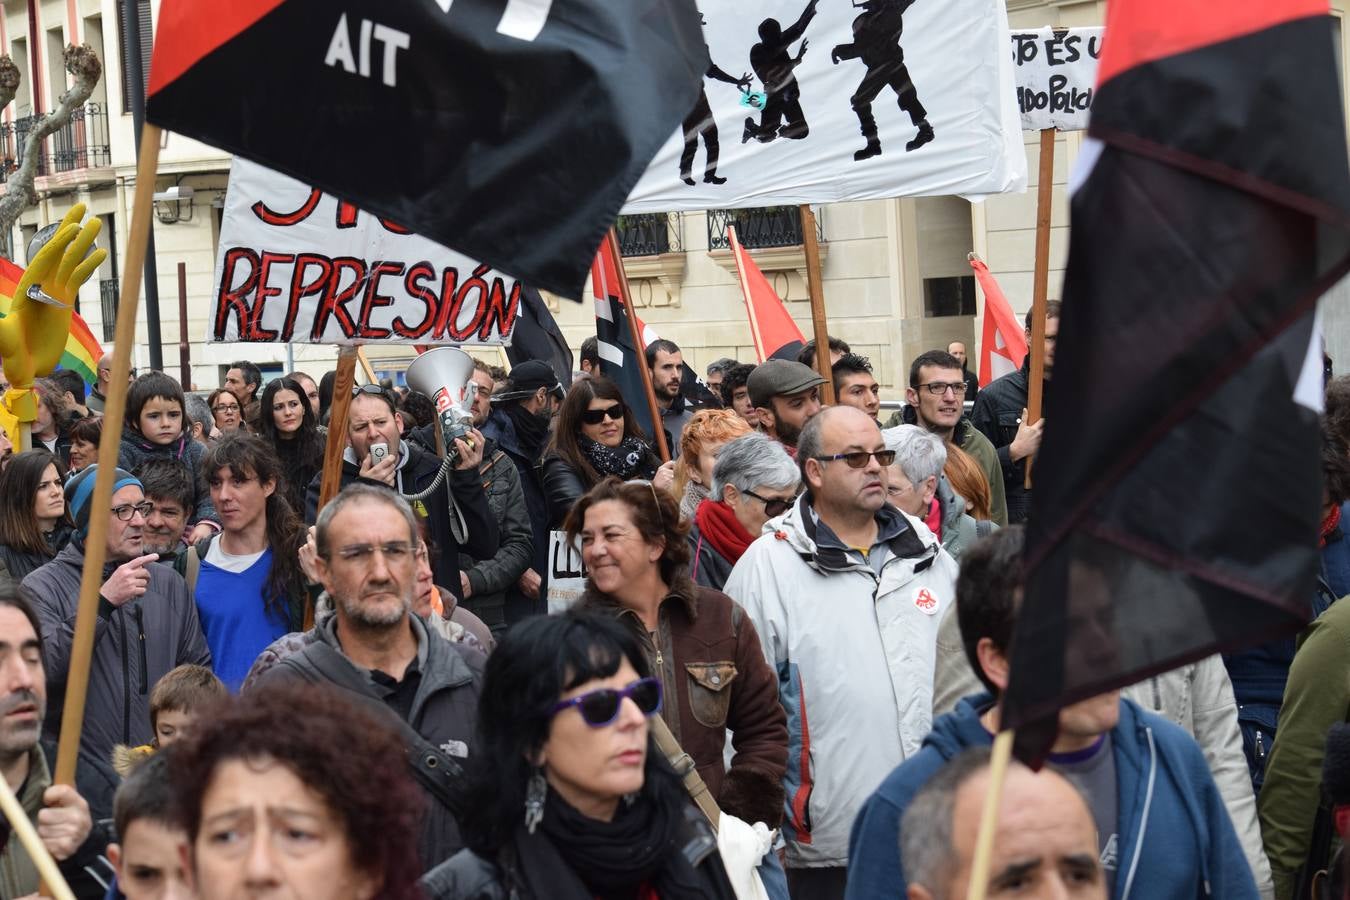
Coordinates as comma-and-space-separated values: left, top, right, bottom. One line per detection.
0, 256, 104, 385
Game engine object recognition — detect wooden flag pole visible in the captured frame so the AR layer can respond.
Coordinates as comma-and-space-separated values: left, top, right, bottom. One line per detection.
965, 729, 1015, 900
1024, 127, 1055, 489
798, 204, 835, 404
53, 124, 161, 788
308, 346, 359, 630
0, 775, 76, 900
606, 228, 671, 462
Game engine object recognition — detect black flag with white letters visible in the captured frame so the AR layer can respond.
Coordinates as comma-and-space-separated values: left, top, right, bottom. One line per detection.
146, 0, 708, 298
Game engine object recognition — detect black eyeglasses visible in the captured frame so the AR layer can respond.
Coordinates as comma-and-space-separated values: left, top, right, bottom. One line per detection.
918, 381, 968, 397
549, 677, 663, 727
111, 501, 154, 521
813, 450, 897, 469
212, 403, 240, 413
742, 489, 796, 518
580, 403, 624, 425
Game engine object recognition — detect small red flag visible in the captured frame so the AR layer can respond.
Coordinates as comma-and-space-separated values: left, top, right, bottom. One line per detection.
728, 227, 806, 363
970, 256, 1028, 386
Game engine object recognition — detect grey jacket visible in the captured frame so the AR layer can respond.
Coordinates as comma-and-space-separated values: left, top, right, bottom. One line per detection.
257, 612, 484, 869
458, 446, 533, 628
25, 541, 211, 769
935, 477, 994, 562
933, 605, 1274, 898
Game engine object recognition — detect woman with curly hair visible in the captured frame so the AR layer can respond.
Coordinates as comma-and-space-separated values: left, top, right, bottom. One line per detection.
672, 408, 752, 521
257, 376, 325, 515
168, 682, 425, 900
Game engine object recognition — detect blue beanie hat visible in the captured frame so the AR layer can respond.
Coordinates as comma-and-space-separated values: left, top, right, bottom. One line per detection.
65, 465, 142, 537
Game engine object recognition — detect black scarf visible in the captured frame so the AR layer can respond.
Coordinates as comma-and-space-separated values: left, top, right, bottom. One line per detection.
513, 787, 706, 900
504, 402, 551, 459
579, 436, 656, 481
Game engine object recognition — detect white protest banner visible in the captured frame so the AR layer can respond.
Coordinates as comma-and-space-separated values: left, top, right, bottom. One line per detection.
1011, 28, 1103, 132
622, 0, 1026, 214
210, 159, 522, 346
546, 530, 587, 614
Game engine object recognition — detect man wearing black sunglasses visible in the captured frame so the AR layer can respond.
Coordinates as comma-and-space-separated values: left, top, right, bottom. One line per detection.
724, 406, 959, 899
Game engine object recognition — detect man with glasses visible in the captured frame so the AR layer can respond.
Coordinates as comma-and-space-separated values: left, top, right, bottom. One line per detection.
258, 482, 483, 869
723, 406, 959, 900
970, 301, 1060, 524
25, 464, 210, 789
306, 383, 497, 604
898, 349, 1007, 526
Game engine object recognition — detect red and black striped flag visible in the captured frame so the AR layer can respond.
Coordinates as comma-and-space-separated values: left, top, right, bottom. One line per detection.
1002, 0, 1350, 764
144, 0, 707, 298
591, 240, 659, 442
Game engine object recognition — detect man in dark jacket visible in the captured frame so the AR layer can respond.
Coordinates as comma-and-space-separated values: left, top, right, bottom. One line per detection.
259, 483, 484, 871
969, 301, 1058, 523
947, 340, 979, 404
25, 465, 211, 817
455, 361, 536, 630
305, 385, 497, 602
480, 360, 562, 613
846, 527, 1259, 900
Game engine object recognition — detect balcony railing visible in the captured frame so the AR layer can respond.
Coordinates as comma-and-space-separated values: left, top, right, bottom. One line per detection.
99, 277, 118, 343
0, 104, 112, 180
706, 206, 823, 251
615, 212, 682, 257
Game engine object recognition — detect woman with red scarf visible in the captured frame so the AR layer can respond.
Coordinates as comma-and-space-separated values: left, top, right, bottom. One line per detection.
689, 433, 800, 591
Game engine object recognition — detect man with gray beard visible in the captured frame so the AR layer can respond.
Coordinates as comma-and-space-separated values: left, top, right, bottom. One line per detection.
254, 482, 484, 871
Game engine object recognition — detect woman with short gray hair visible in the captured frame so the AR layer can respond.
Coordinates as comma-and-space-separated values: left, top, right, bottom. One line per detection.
882, 424, 994, 560
689, 433, 799, 590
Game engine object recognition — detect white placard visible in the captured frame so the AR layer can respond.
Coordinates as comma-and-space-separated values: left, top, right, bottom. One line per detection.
1011, 27, 1102, 132
546, 530, 588, 614
210, 159, 522, 346
622, 0, 1026, 213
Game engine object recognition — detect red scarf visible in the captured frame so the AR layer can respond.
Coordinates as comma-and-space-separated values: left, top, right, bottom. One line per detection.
1322, 504, 1342, 549
695, 499, 754, 565
924, 497, 943, 542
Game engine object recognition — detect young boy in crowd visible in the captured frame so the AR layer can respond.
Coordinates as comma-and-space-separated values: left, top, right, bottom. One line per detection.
117, 371, 219, 543
112, 665, 226, 775
106, 752, 192, 900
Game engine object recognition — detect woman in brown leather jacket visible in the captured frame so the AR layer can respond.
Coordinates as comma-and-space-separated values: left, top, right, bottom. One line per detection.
566, 476, 788, 830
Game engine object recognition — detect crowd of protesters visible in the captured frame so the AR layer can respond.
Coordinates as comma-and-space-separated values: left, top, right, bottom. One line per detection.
2, 316, 1348, 900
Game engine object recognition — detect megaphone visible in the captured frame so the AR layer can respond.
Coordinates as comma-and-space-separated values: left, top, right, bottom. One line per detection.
406, 347, 477, 467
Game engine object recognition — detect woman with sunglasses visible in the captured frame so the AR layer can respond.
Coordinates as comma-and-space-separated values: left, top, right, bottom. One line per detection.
565, 477, 788, 845
424, 609, 738, 900
543, 377, 675, 528
208, 388, 243, 435
689, 433, 799, 592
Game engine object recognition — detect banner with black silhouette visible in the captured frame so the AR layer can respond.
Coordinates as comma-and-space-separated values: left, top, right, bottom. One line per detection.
622, 0, 1025, 213
210, 160, 522, 346
1012, 28, 1102, 131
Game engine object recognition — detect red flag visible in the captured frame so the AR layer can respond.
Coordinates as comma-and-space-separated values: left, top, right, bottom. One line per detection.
970, 256, 1027, 386
728, 227, 806, 362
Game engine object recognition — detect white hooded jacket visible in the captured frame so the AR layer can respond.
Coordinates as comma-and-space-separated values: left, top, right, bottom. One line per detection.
723, 495, 960, 868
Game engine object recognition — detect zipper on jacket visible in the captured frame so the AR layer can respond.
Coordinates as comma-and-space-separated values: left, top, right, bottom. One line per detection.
1255, 731, 1266, 761
134, 605, 148, 695
119, 613, 131, 744
1120, 726, 1157, 900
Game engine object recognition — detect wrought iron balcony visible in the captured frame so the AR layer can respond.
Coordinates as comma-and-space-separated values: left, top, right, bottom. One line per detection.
706, 206, 823, 251
615, 212, 682, 257
0, 104, 112, 181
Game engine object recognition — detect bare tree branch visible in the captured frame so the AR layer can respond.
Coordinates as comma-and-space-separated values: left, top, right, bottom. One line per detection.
0, 57, 20, 120
0, 44, 102, 239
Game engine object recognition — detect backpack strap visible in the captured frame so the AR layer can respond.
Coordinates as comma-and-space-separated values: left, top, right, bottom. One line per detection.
178, 535, 215, 604
277, 640, 467, 817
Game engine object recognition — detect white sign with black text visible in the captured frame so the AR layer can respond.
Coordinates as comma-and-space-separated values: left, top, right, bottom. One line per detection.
546, 530, 587, 614
1011, 27, 1103, 132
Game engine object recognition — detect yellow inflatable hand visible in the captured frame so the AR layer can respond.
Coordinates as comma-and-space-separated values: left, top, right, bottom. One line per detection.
0, 203, 108, 428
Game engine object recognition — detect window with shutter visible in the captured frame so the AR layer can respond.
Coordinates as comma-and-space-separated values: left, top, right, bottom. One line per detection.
116, 0, 151, 114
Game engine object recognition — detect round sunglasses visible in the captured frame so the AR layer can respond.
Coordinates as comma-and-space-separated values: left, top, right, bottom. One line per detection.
549, 676, 663, 727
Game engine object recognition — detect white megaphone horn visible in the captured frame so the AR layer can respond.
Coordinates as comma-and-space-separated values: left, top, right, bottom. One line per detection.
399, 347, 477, 502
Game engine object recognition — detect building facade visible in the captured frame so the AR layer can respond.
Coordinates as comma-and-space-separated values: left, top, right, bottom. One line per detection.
3, 0, 1347, 395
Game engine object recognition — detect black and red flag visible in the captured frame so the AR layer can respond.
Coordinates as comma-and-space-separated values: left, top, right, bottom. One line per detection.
144, 0, 707, 298
1002, 0, 1350, 764
591, 241, 659, 442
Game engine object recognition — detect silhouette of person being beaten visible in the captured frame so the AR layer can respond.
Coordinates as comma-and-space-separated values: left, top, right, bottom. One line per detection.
743, 0, 820, 145
832, 0, 934, 160
681, 19, 753, 186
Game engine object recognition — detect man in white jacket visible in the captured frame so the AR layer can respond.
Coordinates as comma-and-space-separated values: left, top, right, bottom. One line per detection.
723, 405, 960, 900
